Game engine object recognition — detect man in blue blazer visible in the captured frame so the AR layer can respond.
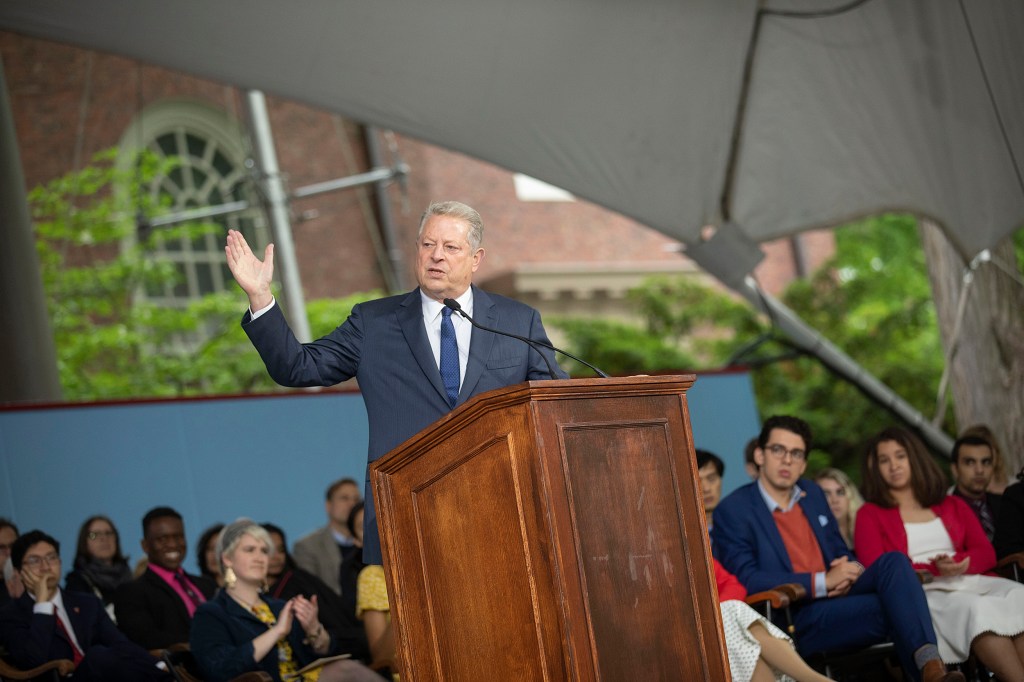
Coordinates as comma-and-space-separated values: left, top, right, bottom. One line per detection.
0, 531, 168, 681
227, 200, 566, 565
712, 416, 962, 682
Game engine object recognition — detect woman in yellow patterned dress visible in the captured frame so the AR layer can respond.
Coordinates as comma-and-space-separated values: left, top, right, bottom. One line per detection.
190, 519, 379, 682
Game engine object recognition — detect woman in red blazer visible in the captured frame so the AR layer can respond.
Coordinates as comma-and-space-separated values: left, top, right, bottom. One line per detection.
712, 558, 830, 682
856, 426, 1024, 681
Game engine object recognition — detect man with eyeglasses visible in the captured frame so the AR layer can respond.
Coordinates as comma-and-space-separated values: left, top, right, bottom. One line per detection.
712, 415, 963, 682
0, 530, 170, 680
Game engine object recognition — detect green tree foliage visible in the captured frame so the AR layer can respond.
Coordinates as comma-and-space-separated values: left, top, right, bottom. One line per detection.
753, 215, 951, 474
31, 147, 378, 401
552, 214, 955, 477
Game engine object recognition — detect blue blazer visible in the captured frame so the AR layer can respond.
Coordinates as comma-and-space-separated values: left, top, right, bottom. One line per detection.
711, 479, 851, 596
190, 590, 334, 682
0, 589, 148, 670
244, 285, 566, 563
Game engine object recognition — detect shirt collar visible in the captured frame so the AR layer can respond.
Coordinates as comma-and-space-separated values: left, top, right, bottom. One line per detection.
757, 479, 806, 513
420, 287, 474, 321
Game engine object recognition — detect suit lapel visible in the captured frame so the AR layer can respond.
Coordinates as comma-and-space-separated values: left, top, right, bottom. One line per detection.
458, 285, 495, 404
145, 569, 190, 621
747, 485, 795, 571
397, 289, 450, 406
62, 591, 90, 648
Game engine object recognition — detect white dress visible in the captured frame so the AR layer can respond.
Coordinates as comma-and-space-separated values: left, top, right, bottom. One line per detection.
720, 599, 796, 682
906, 518, 1024, 663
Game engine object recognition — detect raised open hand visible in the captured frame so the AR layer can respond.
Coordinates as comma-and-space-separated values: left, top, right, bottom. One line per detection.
225, 229, 275, 311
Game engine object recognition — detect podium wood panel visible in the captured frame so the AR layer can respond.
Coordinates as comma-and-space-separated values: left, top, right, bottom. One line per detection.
371, 375, 728, 681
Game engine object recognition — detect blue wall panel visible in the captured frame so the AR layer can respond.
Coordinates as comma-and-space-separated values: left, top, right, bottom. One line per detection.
0, 373, 759, 571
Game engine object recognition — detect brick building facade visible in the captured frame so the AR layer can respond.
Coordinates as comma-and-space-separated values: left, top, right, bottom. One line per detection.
2, 31, 833, 326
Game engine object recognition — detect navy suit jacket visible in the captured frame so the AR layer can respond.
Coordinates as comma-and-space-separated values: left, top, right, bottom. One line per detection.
244, 285, 566, 563
711, 478, 851, 597
190, 590, 336, 682
0, 589, 141, 669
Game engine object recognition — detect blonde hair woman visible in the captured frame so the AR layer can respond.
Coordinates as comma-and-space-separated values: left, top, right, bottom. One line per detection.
814, 468, 864, 550
189, 519, 378, 682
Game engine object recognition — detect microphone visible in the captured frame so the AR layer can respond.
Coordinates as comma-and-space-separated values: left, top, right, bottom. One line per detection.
442, 298, 609, 379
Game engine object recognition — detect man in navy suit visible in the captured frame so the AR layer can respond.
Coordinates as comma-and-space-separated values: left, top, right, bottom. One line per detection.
0, 530, 169, 680
227, 200, 566, 564
712, 416, 963, 682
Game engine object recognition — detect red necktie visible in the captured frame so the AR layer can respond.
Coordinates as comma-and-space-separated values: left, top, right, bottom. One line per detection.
54, 607, 84, 666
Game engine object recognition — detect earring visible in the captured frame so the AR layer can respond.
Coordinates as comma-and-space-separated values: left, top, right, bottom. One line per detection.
224, 567, 237, 588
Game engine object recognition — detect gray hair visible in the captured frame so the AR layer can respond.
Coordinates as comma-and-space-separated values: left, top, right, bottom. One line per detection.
217, 518, 274, 573
418, 201, 484, 251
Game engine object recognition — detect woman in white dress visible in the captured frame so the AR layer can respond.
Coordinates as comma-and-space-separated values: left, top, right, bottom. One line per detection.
714, 557, 832, 682
855, 426, 1024, 682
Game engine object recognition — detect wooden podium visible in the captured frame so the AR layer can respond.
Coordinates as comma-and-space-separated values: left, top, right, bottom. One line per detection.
370, 375, 729, 681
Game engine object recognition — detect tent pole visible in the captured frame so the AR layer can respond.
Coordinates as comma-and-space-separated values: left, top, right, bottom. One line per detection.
245, 90, 312, 343
735, 275, 955, 457
0, 55, 62, 403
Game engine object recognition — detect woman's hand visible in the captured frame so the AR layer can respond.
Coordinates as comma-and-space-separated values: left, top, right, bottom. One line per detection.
271, 599, 295, 638
932, 553, 969, 577
291, 595, 329, 652
291, 595, 319, 633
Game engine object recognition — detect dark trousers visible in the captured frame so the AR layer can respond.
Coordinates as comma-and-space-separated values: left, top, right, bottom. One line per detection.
71, 644, 170, 681
792, 552, 937, 682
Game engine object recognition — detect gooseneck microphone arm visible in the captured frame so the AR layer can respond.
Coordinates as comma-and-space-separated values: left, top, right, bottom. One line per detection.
442, 298, 610, 379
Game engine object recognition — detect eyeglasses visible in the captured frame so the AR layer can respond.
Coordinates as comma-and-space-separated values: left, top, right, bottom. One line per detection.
88, 530, 115, 540
764, 444, 807, 462
23, 552, 60, 568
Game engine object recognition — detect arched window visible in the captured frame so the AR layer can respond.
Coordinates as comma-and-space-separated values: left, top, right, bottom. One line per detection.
118, 101, 268, 306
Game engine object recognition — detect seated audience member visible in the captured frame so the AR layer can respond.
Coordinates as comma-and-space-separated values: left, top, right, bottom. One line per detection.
712, 415, 963, 682
949, 433, 1002, 542
813, 468, 864, 550
994, 465, 1024, 559
263, 522, 370, 663
3, 558, 24, 602
114, 506, 215, 650
961, 424, 1011, 494
293, 478, 363, 597
64, 515, 133, 620
0, 530, 169, 681
744, 438, 760, 480
714, 558, 831, 682
353, 505, 394, 675
339, 502, 367, 624
197, 523, 226, 588
190, 519, 378, 682
0, 519, 18, 606
856, 426, 1024, 679
696, 449, 725, 531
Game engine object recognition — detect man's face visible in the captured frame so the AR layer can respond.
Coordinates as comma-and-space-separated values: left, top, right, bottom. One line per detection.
416, 215, 484, 302
951, 444, 994, 498
327, 483, 362, 527
754, 428, 808, 495
20, 541, 61, 594
698, 463, 723, 513
0, 526, 16, 566
142, 516, 187, 571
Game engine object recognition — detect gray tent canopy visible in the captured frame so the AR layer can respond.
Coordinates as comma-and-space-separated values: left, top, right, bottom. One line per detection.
2, 0, 1022, 451
2, 0, 1021, 256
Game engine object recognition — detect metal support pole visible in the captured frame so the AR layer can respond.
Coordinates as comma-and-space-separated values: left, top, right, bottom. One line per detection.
735, 275, 955, 456
0, 55, 62, 403
246, 90, 311, 343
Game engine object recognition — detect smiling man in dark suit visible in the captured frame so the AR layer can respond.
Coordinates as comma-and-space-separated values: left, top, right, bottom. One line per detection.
0, 530, 169, 681
226, 200, 566, 565
114, 507, 215, 650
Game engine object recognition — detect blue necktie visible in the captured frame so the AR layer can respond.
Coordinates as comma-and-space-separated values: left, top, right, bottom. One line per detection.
440, 307, 460, 408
